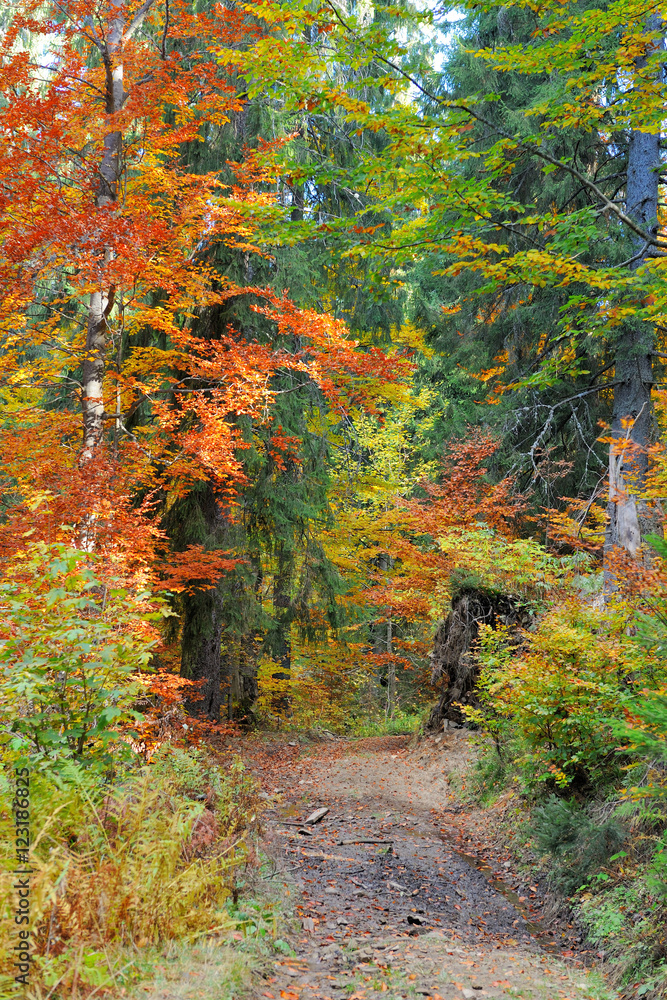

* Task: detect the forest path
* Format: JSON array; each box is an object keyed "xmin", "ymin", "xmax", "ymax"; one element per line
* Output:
[{"xmin": 248, "ymin": 732, "xmax": 614, "ymax": 1000}]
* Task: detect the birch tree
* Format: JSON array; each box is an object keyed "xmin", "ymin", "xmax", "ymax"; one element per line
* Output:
[{"xmin": 81, "ymin": 0, "xmax": 155, "ymax": 462}]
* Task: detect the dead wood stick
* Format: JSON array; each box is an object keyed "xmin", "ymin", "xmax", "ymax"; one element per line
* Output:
[
  {"xmin": 337, "ymin": 839, "xmax": 394, "ymax": 845},
  {"xmin": 273, "ymin": 807, "xmax": 330, "ymax": 827}
]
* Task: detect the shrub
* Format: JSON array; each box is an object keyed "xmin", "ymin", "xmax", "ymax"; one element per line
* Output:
[
  {"xmin": 531, "ymin": 795, "xmax": 626, "ymax": 894},
  {"xmin": 617, "ymin": 693, "xmax": 667, "ymax": 802},
  {"xmin": 475, "ymin": 598, "xmax": 662, "ymax": 791},
  {"xmin": 0, "ymin": 542, "xmax": 166, "ymax": 766}
]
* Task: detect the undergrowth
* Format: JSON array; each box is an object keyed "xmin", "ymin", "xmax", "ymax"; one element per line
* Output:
[
  {"xmin": 343, "ymin": 709, "xmax": 423, "ymax": 738},
  {"xmin": 462, "ymin": 581, "xmax": 667, "ymax": 999},
  {"xmin": 0, "ymin": 745, "xmax": 279, "ymax": 999},
  {"xmin": 255, "ymin": 707, "xmax": 423, "ymax": 739}
]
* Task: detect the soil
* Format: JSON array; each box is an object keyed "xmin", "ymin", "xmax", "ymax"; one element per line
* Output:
[{"xmin": 245, "ymin": 732, "xmax": 615, "ymax": 1000}]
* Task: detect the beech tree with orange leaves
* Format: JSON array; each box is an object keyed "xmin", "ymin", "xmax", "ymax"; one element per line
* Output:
[
  {"xmin": 0, "ymin": 0, "xmax": 266, "ymax": 546},
  {"xmin": 0, "ymin": 0, "xmax": 409, "ymax": 723}
]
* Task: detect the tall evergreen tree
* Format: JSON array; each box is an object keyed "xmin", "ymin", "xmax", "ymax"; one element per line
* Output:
[
  {"xmin": 162, "ymin": 3, "xmax": 417, "ymax": 719},
  {"xmin": 236, "ymin": 0, "xmax": 667, "ymax": 567}
]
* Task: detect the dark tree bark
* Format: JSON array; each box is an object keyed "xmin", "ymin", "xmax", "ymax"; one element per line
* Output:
[
  {"xmin": 270, "ymin": 542, "xmax": 293, "ymax": 714},
  {"xmin": 181, "ymin": 586, "xmax": 224, "ymax": 720},
  {"xmin": 605, "ymin": 19, "xmax": 664, "ymax": 571},
  {"xmin": 223, "ymin": 632, "xmax": 260, "ymax": 721},
  {"xmin": 427, "ymin": 589, "xmax": 530, "ymax": 731},
  {"xmin": 372, "ymin": 552, "xmax": 395, "ymax": 717},
  {"xmin": 169, "ymin": 483, "xmax": 227, "ymax": 721}
]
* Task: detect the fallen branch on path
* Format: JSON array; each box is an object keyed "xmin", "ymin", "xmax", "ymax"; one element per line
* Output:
[
  {"xmin": 271, "ymin": 807, "xmax": 330, "ymax": 828},
  {"xmin": 337, "ymin": 839, "xmax": 394, "ymax": 845},
  {"xmin": 261, "ymin": 865, "xmax": 303, "ymax": 879},
  {"xmin": 301, "ymin": 849, "xmax": 368, "ymax": 863},
  {"xmin": 304, "ymin": 807, "xmax": 330, "ymax": 825}
]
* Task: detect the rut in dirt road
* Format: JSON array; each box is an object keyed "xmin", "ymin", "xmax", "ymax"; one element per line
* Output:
[
  {"xmin": 253, "ymin": 734, "xmax": 613, "ymax": 1000},
  {"xmin": 267, "ymin": 795, "xmax": 541, "ymax": 945}
]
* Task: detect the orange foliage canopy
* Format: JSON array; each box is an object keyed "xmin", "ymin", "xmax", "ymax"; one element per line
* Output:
[
  {"xmin": 362, "ymin": 431, "xmax": 528, "ymax": 618},
  {"xmin": 0, "ymin": 0, "xmax": 406, "ymax": 593}
]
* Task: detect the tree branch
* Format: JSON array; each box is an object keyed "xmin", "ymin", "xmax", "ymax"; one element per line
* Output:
[
  {"xmin": 322, "ymin": 0, "xmax": 667, "ymax": 251},
  {"xmin": 123, "ymin": 0, "xmax": 156, "ymax": 42},
  {"xmin": 161, "ymin": 0, "xmax": 170, "ymax": 59}
]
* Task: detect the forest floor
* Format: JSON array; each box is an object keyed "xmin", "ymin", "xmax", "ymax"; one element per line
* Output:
[{"xmin": 237, "ymin": 731, "xmax": 616, "ymax": 1000}]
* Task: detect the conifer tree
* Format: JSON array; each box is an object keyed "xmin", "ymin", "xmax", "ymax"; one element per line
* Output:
[{"xmin": 234, "ymin": 0, "xmax": 667, "ymax": 568}]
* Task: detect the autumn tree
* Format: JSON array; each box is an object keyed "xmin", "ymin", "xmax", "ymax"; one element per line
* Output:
[
  {"xmin": 0, "ymin": 0, "xmax": 407, "ymax": 720},
  {"xmin": 466, "ymin": 0, "xmax": 666, "ymax": 566},
  {"xmin": 0, "ymin": 0, "xmax": 267, "ymax": 552},
  {"xmin": 405, "ymin": 3, "xmax": 614, "ymax": 506},
  {"xmin": 159, "ymin": 5, "xmax": 437, "ymax": 719}
]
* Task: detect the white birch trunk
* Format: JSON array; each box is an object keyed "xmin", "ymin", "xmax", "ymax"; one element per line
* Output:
[
  {"xmin": 81, "ymin": 1, "xmax": 156, "ymax": 460},
  {"xmin": 81, "ymin": 9, "xmax": 124, "ymax": 462}
]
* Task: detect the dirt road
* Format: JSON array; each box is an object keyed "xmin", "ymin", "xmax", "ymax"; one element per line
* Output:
[{"xmin": 254, "ymin": 733, "xmax": 614, "ymax": 1000}]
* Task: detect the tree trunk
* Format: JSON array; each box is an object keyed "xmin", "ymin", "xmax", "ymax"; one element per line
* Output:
[
  {"xmin": 171, "ymin": 483, "xmax": 228, "ymax": 721},
  {"xmin": 80, "ymin": 1, "xmax": 156, "ymax": 461},
  {"xmin": 427, "ymin": 589, "xmax": 530, "ymax": 731},
  {"xmin": 604, "ymin": 19, "xmax": 663, "ymax": 572},
  {"xmin": 225, "ymin": 635, "xmax": 260, "ymax": 721},
  {"xmin": 385, "ymin": 616, "xmax": 395, "ymax": 720},
  {"xmin": 81, "ymin": 10, "xmax": 125, "ymax": 462},
  {"xmin": 271, "ymin": 543, "xmax": 293, "ymax": 714},
  {"xmin": 290, "ymin": 184, "xmax": 304, "ymax": 222},
  {"xmin": 182, "ymin": 585, "xmax": 223, "ymax": 720},
  {"xmin": 228, "ymin": 643, "xmax": 242, "ymax": 720},
  {"xmin": 373, "ymin": 551, "xmax": 395, "ymax": 713},
  {"xmin": 240, "ymin": 637, "xmax": 259, "ymax": 710}
]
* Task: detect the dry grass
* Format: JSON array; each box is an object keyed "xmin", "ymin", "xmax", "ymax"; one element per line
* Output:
[
  {"xmin": 0, "ymin": 747, "xmax": 263, "ymax": 998},
  {"xmin": 125, "ymin": 939, "xmax": 257, "ymax": 1000}
]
